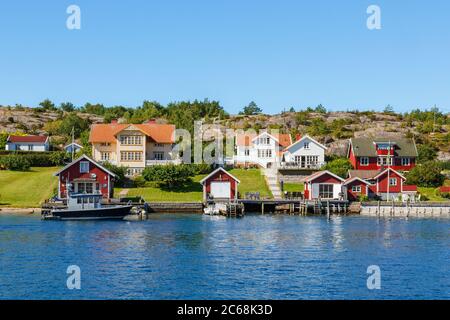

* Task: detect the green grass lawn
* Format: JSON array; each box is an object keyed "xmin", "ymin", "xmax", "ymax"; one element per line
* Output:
[
  {"xmin": 116, "ymin": 168, "xmax": 272, "ymax": 202},
  {"xmin": 418, "ymin": 187, "xmax": 448, "ymax": 202},
  {"xmin": 282, "ymin": 183, "xmax": 304, "ymax": 193},
  {"xmin": 0, "ymin": 167, "xmax": 59, "ymax": 208},
  {"xmin": 229, "ymin": 168, "xmax": 272, "ymax": 199}
]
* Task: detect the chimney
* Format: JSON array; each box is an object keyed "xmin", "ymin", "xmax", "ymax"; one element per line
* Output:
[
  {"xmin": 146, "ymin": 119, "xmax": 156, "ymax": 124},
  {"xmin": 296, "ymin": 134, "xmax": 302, "ymax": 141},
  {"xmin": 111, "ymin": 119, "xmax": 118, "ymax": 124}
]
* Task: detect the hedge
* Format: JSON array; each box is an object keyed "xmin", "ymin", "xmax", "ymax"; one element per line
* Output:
[{"xmin": 0, "ymin": 151, "xmax": 69, "ymax": 167}]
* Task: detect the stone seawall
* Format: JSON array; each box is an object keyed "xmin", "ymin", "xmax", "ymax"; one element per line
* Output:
[{"xmin": 360, "ymin": 202, "xmax": 450, "ymax": 218}]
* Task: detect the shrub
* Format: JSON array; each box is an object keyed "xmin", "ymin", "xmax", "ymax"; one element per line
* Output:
[
  {"xmin": 191, "ymin": 163, "xmax": 213, "ymax": 175},
  {"xmin": 132, "ymin": 175, "xmax": 147, "ymax": 188},
  {"xmin": 0, "ymin": 155, "xmax": 31, "ymax": 171},
  {"xmin": 102, "ymin": 162, "xmax": 127, "ymax": 186},
  {"xmin": 142, "ymin": 164, "xmax": 196, "ymax": 187},
  {"xmin": 49, "ymin": 151, "xmax": 69, "ymax": 166},
  {"xmin": 321, "ymin": 158, "xmax": 353, "ymax": 178},
  {"xmin": 406, "ymin": 161, "xmax": 445, "ymax": 187}
]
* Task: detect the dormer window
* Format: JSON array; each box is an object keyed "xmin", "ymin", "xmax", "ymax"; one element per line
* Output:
[{"xmin": 360, "ymin": 157, "xmax": 369, "ymax": 166}]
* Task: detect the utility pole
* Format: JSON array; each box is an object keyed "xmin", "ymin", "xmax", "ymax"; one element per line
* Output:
[{"xmin": 387, "ymin": 140, "xmax": 391, "ymax": 201}]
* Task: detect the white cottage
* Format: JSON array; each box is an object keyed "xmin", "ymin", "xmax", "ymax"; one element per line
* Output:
[
  {"xmin": 234, "ymin": 131, "xmax": 292, "ymax": 168},
  {"xmin": 5, "ymin": 135, "xmax": 49, "ymax": 152},
  {"xmin": 281, "ymin": 135, "xmax": 327, "ymax": 169}
]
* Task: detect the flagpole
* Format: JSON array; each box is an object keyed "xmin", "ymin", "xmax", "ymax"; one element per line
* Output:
[
  {"xmin": 71, "ymin": 126, "xmax": 75, "ymax": 162},
  {"xmin": 387, "ymin": 140, "xmax": 391, "ymax": 201}
]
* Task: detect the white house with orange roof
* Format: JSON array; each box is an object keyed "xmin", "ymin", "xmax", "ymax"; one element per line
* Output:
[
  {"xmin": 233, "ymin": 131, "xmax": 292, "ymax": 168},
  {"xmin": 89, "ymin": 119, "xmax": 180, "ymax": 176}
]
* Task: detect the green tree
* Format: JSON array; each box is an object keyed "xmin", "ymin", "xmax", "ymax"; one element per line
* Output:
[
  {"xmin": 240, "ymin": 101, "xmax": 262, "ymax": 115},
  {"xmin": 315, "ymin": 104, "xmax": 327, "ymax": 113},
  {"xmin": 59, "ymin": 102, "xmax": 76, "ymax": 112},
  {"xmin": 406, "ymin": 161, "xmax": 445, "ymax": 187},
  {"xmin": 417, "ymin": 143, "xmax": 438, "ymax": 163},
  {"xmin": 39, "ymin": 99, "xmax": 57, "ymax": 111},
  {"xmin": 58, "ymin": 113, "xmax": 90, "ymax": 138},
  {"xmin": 321, "ymin": 158, "xmax": 353, "ymax": 178}
]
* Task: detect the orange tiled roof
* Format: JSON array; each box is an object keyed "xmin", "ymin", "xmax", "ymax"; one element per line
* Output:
[
  {"xmin": 89, "ymin": 123, "xmax": 175, "ymax": 143},
  {"xmin": 236, "ymin": 132, "xmax": 292, "ymax": 148}
]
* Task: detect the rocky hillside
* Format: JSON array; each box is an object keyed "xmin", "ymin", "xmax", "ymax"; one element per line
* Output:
[{"xmin": 1, "ymin": 106, "xmax": 449, "ymax": 160}]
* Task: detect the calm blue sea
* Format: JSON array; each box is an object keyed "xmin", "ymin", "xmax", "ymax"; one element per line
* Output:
[{"xmin": 0, "ymin": 214, "xmax": 448, "ymax": 300}]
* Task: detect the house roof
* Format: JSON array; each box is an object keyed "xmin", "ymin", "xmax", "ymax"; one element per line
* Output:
[
  {"xmin": 7, "ymin": 135, "xmax": 48, "ymax": 143},
  {"xmin": 348, "ymin": 170, "xmax": 380, "ymax": 180},
  {"xmin": 343, "ymin": 176, "xmax": 372, "ymax": 186},
  {"xmin": 283, "ymin": 134, "xmax": 327, "ymax": 152},
  {"xmin": 235, "ymin": 131, "xmax": 292, "ymax": 148},
  {"xmin": 89, "ymin": 123, "xmax": 176, "ymax": 144},
  {"xmin": 199, "ymin": 167, "xmax": 241, "ymax": 184},
  {"xmin": 53, "ymin": 154, "xmax": 116, "ymax": 177},
  {"xmin": 64, "ymin": 142, "xmax": 83, "ymax": 150},
  {"xmin": 373, "ymin": 167, "xmax": 406, "ymax": 180},
  {"xmin": 349, "ymin": 137, "xmax": 418, "ymax": 157},
  {"xmin": 304, "ymin": 170, "xmax": 345, "ymax": 183}
]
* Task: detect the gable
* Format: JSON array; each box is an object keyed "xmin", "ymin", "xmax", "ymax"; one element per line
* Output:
[{"xmin": 285, "ymin": 136, "xmax": 326, "ymax": 154}]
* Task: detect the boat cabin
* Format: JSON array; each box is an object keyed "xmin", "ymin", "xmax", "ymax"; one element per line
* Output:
[{"xmin": 67, "ymin": 193, "xmax": 103, "ymax": 210}]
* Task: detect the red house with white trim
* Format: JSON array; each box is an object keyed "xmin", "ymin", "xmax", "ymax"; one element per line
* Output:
[
  {"xmin": 54, "ymin": 155, "xmax": 116, "ymax": 200},
  {"xmin": 303, "ymin": 170, "xmax": 345, "ymax": 200},
  {"xmin": 348, "ymin": 137, "xmax": 417, "ymax": 171},
  {"xmin": 200, "ymin": 167, "xmax": 240, "ymax": 202}
]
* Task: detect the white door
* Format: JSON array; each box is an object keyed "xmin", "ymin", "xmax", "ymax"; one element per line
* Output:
[{"xmin": 210, "ymin": 182, "xmax": 231, "ymax": 199}]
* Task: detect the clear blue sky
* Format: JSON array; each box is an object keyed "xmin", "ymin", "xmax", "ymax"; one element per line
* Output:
[{"xmin": 0, "ymin": 0, "xmax": 449, "ymax": 114}]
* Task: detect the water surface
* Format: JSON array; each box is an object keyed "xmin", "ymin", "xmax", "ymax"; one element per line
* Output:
[{"xmin": 0, "ymin": 213, "xmax": 448, "ymax": 299}]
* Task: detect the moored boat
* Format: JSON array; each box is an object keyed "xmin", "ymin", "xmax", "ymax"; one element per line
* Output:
[{"xmin": 42, "ymin": 193, "xmax": 133, "ymax": 221}]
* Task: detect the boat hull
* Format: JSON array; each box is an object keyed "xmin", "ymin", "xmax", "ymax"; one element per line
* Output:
[{"xmin": 44, "ymin": 205, "xmax": 133, "ymax": 221}]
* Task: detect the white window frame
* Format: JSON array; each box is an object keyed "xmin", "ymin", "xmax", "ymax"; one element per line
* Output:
[
  {"xmin": 389, "ymin": 178, "xmax": 397, "ymax": 186},
  {"xmin": 101, "ymin": 152, "xmax": 110, "ymax": 161},
  {"xmin": 80, "ymin": 161, "xmax": 89, "ymax": 173},
  {"xmin": 401, "ymin": 157, "xmax": 410, "ymax": 166},
  {"xmin": 319, "ymin": 184, "xmax": 334, "ymax": 199},
  {"xmin": 360, "ymin": 157, "xmax": 369, "ymax": 166},
  {"xmin": 352, "ymin": 185, "xmax": 362, "ymax": 193},
  {"xmin": 304, "ymin": 142, "xmax": 310, "ymax": 149},
  {"xmin": 153, "ymin": 152, "xmax": 164, "ymax": 160}
]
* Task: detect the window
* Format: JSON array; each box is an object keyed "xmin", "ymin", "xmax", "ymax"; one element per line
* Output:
[
  {"xmin": 377, "ymin": 157, "xmax": 392, "ymax": 166},
  {"xmin": 154, "ymin": 143, "xmax": 164, "ymax": 147},
  {"xmin": 77, "ymin": 183, "xmax": 85, "ymax": 193},
  {"xmin": 120, "ymin": 151, "xmax": 143, "ymax": 162},
  {"xmin": 119, "ymin": 135, "xmax": 143, "ymax": 145},
  {"xmin": 360, "ymin": 157, "xmax": 369, "ymax": 166},
  {"xmin": 257, "ymin": 149, "xmax": 272, "ymax": 158},
  {"xmin": 153, "ymin": 152, "xmax": 164, "ymax": 160},
  {"xmin": 401, "ymin": 158, "xmax": 410, "ymax": 166},
  {"xmin": 306, "ymin": 155, "xmax": 319, "ymax": 166},
  {"xmin": 352, "ymin": 185, "xmax": 362, "ymax": 193},
  {"xmin": 101, "ymin": 152, "xmax": 110, "ymax": 161},
  {"xmin": 126, "ymin": 168, "xmax": 144, "ymax": 176},
  {"xmin": 319, "ymin": 184, "xmax": 334, "ymax": 199},
  {"xmin": 244, "ymin": 149, "xmax": 250, "ymax": 156},
  {"xmin": 28, "ymin": 145, "xmax": 33, "ymax": 151},
  {"xmin": 304, "ymin": 142, "xmax": 310, "ymax": 149},
  {"xmin": 86, "ymin": 183, "xmax": 93, "ymax": 194},
  {"xmin": 80, "ymin": 161, "xmax": 89, "ymax": 173},
  {"xmin": 389, "ymin": 178, "xmax": 397, "ymax": 186},
  {"xmin": 100, "ymin": 142, "xmax": 111, "ymax": 147},
  {"xmin": 258, "ymin": 137, "xmax": 270, "ymax": 145}
]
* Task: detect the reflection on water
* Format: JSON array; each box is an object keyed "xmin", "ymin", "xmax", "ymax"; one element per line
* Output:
[{"xmin": 0, "ymin": 213, "xmax": 449, "ymax": 299}]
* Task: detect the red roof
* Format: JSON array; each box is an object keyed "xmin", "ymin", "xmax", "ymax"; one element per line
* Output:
[
  {"xmin": 439, "ymin": 186, "xmax": 450, "ymax": 193},
  {"xmin": 89, "ymin": 123, "xmax": 175, "ymax": 144},
  {"xmin": 7, "ymin": 135, "xmax": 48, "ymax": 143}
]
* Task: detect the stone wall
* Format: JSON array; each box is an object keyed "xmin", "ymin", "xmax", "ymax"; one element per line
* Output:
[{"xmin": 360, "ymin": 202, "xmax": 450, "ymax": 218}]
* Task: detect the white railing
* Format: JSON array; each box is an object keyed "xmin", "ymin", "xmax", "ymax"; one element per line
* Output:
[
  {"xmin": 145, "ymin": 159, "xmax": 181, "ymax": 166},
  {"xmin": 279, "ymin": 162, "xmax": 325, "ymax": 170}
]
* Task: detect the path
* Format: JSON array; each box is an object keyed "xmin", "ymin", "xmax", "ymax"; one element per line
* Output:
[{"xmin": 263, "ymin": 167, "xmax": 282, "ymax": 200}]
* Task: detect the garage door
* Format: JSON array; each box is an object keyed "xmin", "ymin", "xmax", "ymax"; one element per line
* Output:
[{"xmin": 210, "ymin": 181, "xmax": 231, "ymax": 199}]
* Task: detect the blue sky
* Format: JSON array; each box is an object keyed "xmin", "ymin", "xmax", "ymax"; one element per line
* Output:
[{"xmin": 0, "ymin": 0, "xmax": 449, "ymax": 114}]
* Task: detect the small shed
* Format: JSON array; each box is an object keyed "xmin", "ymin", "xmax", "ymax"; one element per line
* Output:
[
  {"xmin": 200, "ymin": 167, "xmax": 240, "ymax": 202},
  {"xmin": 304, "ymin": 170, "xmax": 344, "ymax": 200},
  {"xmin": 53, "ymin": 154, "xmax": 116, "ymax": 200}
]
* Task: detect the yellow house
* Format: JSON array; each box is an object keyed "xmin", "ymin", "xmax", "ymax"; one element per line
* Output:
[{"xmin": 89, "ymin": 120, "xmax": 180, "ymax": 176}]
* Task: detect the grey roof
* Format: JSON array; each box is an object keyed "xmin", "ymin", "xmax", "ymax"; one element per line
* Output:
[
  {"xmin": 348, "ymin": 170, "xmax": 380, "ymax": 180},
  {"xmin": 349, "ymin": 137, "xmax": 418, "ymax": 157}
]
